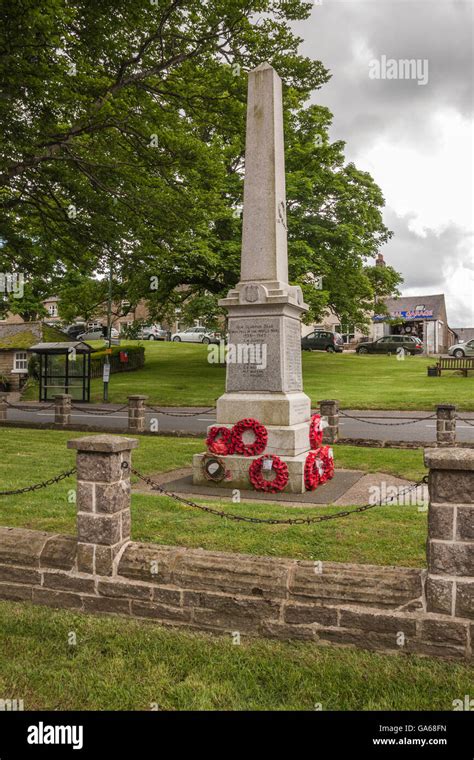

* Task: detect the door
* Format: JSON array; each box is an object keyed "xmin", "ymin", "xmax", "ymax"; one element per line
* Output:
[
  {"xmin": 464, "ymin": 340, "xmax": 474, "ymax": 356},
  {"xmin": 194, "ymin": 327, "xmax": 207, "ymax": 342},
  {"xmin": 313, "ymin": 331, "xmax": 325, "ymax": 350},
  {"xmin": 303, "ymin": 331, "xmax": 317, "ymax": 349},
  {"xmin": 374, "ymin": 337, "xmax": 391, "ymax": 353},
  {"xmin": 184, "ymin": 328, "xmax": 199, "ymax": 342}
]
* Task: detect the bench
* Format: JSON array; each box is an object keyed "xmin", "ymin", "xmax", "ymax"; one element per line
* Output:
[{"xmin": 435, "ymin": 356, "xmax": 474, "ymax": 377}]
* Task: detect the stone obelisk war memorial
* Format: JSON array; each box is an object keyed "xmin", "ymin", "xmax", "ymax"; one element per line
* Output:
[{"xmin": 193, "ymin": 63, "xmax": 332, "ymax": 495}]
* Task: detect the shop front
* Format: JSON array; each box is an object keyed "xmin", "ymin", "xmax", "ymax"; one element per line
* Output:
[{"xmin": 372, "ymin": 296, "xmax": 455, "ymax": 354}]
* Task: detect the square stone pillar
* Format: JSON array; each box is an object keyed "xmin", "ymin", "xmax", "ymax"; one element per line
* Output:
[
  {"xmin": 128, "ymin": 395, "xmax": 148, "ymax": 433},
  {"xmin": 424, "ymin": 448, "xmax": 474, "ymax": 619},
  {"xmin": 319, "ymin": 400, "xmax": 339, "ymax": 444},
  {"xmin": 67, "ymin": 435, "xmax": 138, "ymax": 576},
  {"xmin": 54, "ymin": 394, "xmax": 72, "ymax": 427},
  {"xmin": 436, "ymin": 404, "xmax": 456, "ymax": 447}
]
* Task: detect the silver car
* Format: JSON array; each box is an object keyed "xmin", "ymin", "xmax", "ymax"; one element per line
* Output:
[
  {"xmin": 138, "ymin": 325, "xmax": 168, "ymax": 341},
  {"xmin": 171, "ymin": 326, "xmax": 220, "ymax": 344},
  {"xmin": 448, "ymin": 339, "xmax": 474, "ymax": 358}
]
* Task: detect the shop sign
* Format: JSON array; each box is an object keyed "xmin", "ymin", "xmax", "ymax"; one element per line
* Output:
[{"xmin": 373, "ymin": 309, "xmax": 434, "ymax": 321}]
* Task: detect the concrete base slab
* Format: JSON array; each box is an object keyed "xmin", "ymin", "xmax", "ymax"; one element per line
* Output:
[
  {"xmin": 164, "ymin": 469, "xmax": 364, "ymax": 505},
  {"xmin": 193, "ymin": 450, "xmax": 315, "ymax": 493}
]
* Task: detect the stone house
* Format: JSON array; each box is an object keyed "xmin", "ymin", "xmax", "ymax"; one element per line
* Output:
[{"xmin": 0, "ymin": 322, "xmax": 69, "ymax": 390}]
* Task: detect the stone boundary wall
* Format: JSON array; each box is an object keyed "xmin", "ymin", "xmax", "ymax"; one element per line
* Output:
[
  {"xmin": 0, "ymin": 526, "xmax": 471, "ymax": 660},
  {"xmin": 0, "ymin": 435, "xmax": 472, "ymax": 661}
]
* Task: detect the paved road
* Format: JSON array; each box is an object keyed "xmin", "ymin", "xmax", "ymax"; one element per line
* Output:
[{"xmin": 4, "ymin": 403, "xmax": 474, "ymax": 443}]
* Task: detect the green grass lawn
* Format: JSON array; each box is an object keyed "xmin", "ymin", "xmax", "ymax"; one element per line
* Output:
[
  {"xmin": 22, "ymin": 340, "xmax": 474, "ymax": 409},
  {"xmin": 0, "ymin": 601, "xmax": 472, "ymax": 711},
  {"xmin": 0, "ymin": 428, "xmax": 427, "ymax": 567},
  {"xmin": 1, "ymin": 428, "xmax": 469, "ymax": 712}
]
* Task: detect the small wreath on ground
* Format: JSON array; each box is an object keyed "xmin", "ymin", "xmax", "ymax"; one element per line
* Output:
[
  {"xmin": 206, "ymin": 426, "xmax": 233, "ymax": 455},
  {"xmin": 249, "ymin": 455, "xmax": 288, "ymax": 493},
  {"xmin": 309, "ymin": 413, "xmax": 324, "ymax": 449},
  {"xmin": 231, "ymin": 417, "xmax": 268, "ymax": 457},
  {"xmin": 201, "ymin": 454, "xmax": 227, "ymax": 482}
]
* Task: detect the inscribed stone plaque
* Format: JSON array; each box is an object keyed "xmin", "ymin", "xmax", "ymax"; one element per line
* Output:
[
  {"xmin": 226, "ymin": 317, "xmax": 283, "ymax": 392},
  {"xmin": 283, "ymin": 318, "xmax": 303, "ymax": 392}
]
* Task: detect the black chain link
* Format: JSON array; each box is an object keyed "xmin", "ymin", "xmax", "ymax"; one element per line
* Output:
[
  {"xmin": 4, "ymin": 400, "xmax": 55, "ymax": 412},
  {"xmin": 130, "ymin": 466, "xmax": 427, "ymax": 525},
  {"xmin": 145, "ymin": 405, "xmax": 216, "ymax": 417},
  {"xmin": 457, "ymin": 416, "xmax": 474, "ymax": 428},
  {"xmin": 70, "ymin": 404, "xmax": 129, "ymax": 416},
  {"xmin": 0, "ymin": 467, "xmax": 77, "ymax": 496},
  {"xmin": 339, "ymin": 410, "xmax": 437, "ymax": 426}
]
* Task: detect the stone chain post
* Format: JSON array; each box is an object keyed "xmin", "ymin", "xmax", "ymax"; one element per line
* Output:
[
  {"xmin": 436, "ymin": 404, "xmax": 456, "ymax": 447},
  {"xmin": 128, "ymin": 395, "xmax": 148, "ymax": 433},
  {"xmin": 54, "ymin": 394, "xmax": 72, "ymax": 427},
  {"xmin": 0, "ymin": 392, "xmax": 7, "ymax": 422},
  {"xmin": 319, "ymin": 400, "xmax": 339, "ymax": 444},
  {"xmin": 424, "ymin": 448, "xmax": 474, "ymax": 619},
  {"xmin": 68, "ymin": 435, "xmax": 138, "ymax": 576}
]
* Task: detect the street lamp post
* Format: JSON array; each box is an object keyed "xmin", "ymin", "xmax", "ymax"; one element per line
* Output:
[{"xmin": 103, "ymin": 254, "xmax": 113, "ymax": 402}]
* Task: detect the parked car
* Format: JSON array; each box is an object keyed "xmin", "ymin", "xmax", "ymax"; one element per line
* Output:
[
  {"xmin": 137, "ymin": 324, "xmax": 169, "ymax": 341},
  {"xmin": 356, "ymin": 335, "xmax": 424, "ymax": 355},
  {"xmin": 171, "ymin": 326, "xmax": 221, "ymax": 344},
  {"xmin": 448, "ymin": 339, "xmax": 474, "ymax": 358},
  {"xmin": 64, "ymin": 323, "xmax": 86, "ymax": 339},
  {"xmin": 77, "ymin": 327, "xmax": 119, "ymax": 341},
  {"xmin": 301, "ymin": 330, "xmax": 344, "ymax": 353}
]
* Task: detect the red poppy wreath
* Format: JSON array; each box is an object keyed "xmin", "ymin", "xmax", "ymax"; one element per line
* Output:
[
  {"xmin": 309, "ymin": 413, "xmax": 324, "ymax": 449},
  {"xmin": 249, "ymin": 455, "xmax": 289, "ymax": 493},
  {"xmin": 206, "ymin": 426, "xmax": 233, "ymax": 456},
  {"xmin": 231, "ymin": 418, "xmax": 268, "ymax": 457}
]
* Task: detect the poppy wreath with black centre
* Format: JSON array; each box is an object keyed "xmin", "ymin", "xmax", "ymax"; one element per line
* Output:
[
  {"xmin": 231, "ymin": 418, "xmax": 268, "ymax": 457},
  {"xmin": 206, "ymin": 426, "xmax": 233, "ymax": 455},
  {"xmin": 309, "ymin": 413, "xmax": 324, "ymax": 449},
  {"xmin": 249, "ymin": 455, "xmax": 289, "ymax": 493}
]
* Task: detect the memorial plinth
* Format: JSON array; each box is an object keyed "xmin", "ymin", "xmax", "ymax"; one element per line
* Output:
[{"xmin": 192, "ymin": 63, "xmax": 313, "ymax": 494}]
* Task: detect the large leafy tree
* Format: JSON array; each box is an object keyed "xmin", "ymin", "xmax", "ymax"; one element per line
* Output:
[{"xmin": 0, "ymin": 0, "xmax": 394, "ymax": 328}]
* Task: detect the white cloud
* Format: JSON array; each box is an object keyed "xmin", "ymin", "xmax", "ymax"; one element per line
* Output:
[{"xmin": 294, "ymin": 0, "xmax": 474, "ymax": 324}]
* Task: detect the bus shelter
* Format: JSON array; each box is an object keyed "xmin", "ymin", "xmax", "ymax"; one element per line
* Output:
[{"xmin": 30, "ymin": 341, "xmax": 93, "ymax": 402}]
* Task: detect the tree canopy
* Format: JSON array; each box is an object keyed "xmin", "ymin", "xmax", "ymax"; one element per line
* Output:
[{"xmin": 0, "ymin": 0, "xmax": 396, "ymax": 329}]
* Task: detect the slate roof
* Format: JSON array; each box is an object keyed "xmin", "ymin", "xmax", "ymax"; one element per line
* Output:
[
  {"xmin": 0, "ymin": 322, "xmax": 70, "ymax": 350},
  {"xmin": 452, "ymin": 327, "xmax": 474, "ymax": 343},
  {"xmin": 377, "ymin": 294, "xmax": 447, "ymax": 320}
]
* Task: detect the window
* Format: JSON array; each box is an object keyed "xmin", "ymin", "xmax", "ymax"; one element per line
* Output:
[
  {"xmin": 47, "ymin": 303, "xmax": 58, "ymax": 317},
  {"xmin": 14, "ymin": 351, "xmax": 28, "ymax": 372}
]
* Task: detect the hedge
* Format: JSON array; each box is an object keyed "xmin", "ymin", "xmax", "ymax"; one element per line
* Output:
[{"xmin": 90, "ymin": 346, "xmax": 145, "ymax": 379}]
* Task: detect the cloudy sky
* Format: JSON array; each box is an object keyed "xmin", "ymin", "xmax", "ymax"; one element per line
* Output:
[{"xmin": 294, "ymin": 0, "xmax": 473, "ymax": 327}]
